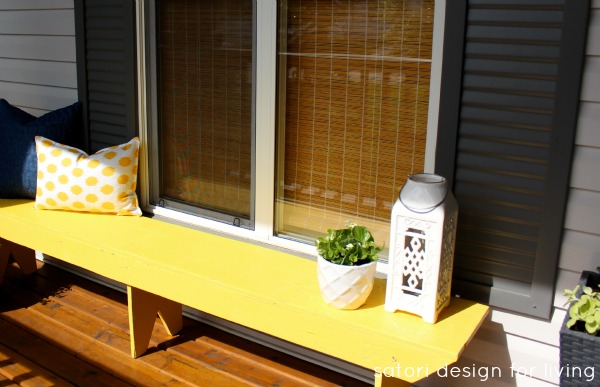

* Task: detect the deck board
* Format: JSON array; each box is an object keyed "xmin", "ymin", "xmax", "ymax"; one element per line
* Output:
[{"xmin": 0, "ymin": 261, "xmax": 369, "ymax": 387}]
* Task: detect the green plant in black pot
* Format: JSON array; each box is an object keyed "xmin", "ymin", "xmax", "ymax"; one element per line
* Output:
[
  {"xmin": 560, "ymin": 268, "xmax": 600, "ymax": 386},
  {"xmin": 564, "ymin": 267, "xmax": 600, "ymax": 336}
]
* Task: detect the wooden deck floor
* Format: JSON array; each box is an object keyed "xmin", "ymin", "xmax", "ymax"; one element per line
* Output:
[{"xmin": 0, "ymin": 261, "xmax": 370, "ymax": 387}]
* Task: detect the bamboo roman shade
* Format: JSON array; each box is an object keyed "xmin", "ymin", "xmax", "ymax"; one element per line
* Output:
[
  {"xmin": 156, "ymin": 0, "xmax": 253, "ymax": 219},
  {"xmin": 276, "ymin": 0, "xmax": 435, "ymax": 243}
]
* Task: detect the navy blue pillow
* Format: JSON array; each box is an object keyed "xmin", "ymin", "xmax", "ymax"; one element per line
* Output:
[{"xmin": 0, "ymin": 99, "xmax": 82, "ymax": 198}]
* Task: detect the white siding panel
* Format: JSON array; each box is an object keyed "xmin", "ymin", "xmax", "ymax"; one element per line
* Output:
[
  {"xmin": 556, "ymin": 54, "xmax": 600, "ymax": 336},
  {"xmin": 0, "ymin": 1, "xmax": 76, "ymax": 114},
  {"xmin": 580, "ymin": 57, "xmax": 600, "ymax": 102},
  {"xmin": 416, "ymin": 323, "xmax": 519, "ymax": 386},
  {"xmin": 0, "ymin": 81, "xmax": 77, "ymax": 113},
  {"xmin": 556, "ymin": 2, "xmax": 600, "ymax": 383},
  {"xmin": 0, "ymin": 0, "xmax": 73, "ymax": 10},
  {"xmin": 555, "ymin": 269, "xmax": 582, "ymax": 308},
  {"xmin": 587, "ymin": 10, "xmax": 600, "ymax": 56},
  {"xmin": 490, "ymin": 308, "xmax": 564, "ymax": 347},
  {"xmin": 502, "ymin": 334, "xmax": 559, "ymax": 385},
  {"xmin": 0, "ymin": 35, "xmax": 76, "ymax": 62},
  {"xmin": 0, "ymin": 59, "xmax": 76, "ymax": 89},
  {"xmin": 0, "ymin": 9, "xmax": 74, "ymax": 36},
  {"xmin": 575, "ymin": 102, "xmax": 600, "ymax": 147},
  {"xmin": 558, "ymin": 230, "xmax": 600, "ymax": 272},
  {"xmin": 569, "ymin": 146, "xmax": 600, "ymax": 190},
  {"xmin": 416, "ymin": 313, "xmax": 562, "ymax": 386},
  {"xmin": 563, "ymin": 188, "xmax": 600, "ymax": 233}
]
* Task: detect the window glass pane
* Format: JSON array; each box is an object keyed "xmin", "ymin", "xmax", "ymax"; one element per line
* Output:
[
  {"xmin": 275, "ymin": 0, "xmax": 435, "ymax": 251},
  {"xmin": 156, "ymin": 0, "xmax": 254, "ymax": 220}
]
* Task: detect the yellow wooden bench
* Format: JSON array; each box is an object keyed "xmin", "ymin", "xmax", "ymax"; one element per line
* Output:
[{"xmin": 0, "ymin": 199, "xmax": 488, "ymax": 386}]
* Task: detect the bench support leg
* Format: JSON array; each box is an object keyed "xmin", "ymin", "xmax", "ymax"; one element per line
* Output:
[
  {"xmin": 0, "ymin": 238, "xmax": 37, "ymax": 284},
  {"xmin": 374, "ymin": 373, "xmax": 412, "ymax": 387},
  {"xmin": 127, "ymin": 286, "xmax": 183, "ymax": 358}
]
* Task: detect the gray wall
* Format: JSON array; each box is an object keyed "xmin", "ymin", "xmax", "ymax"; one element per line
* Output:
[
  {"xmin": 0, "ymin": 0, "xmax": 77, "ymax": 116},
  {"xmin": 558, "ymin": 1, "xmax": 600, "ymax": 284}
]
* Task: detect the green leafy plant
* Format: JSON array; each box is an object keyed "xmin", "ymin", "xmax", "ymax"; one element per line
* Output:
[
  {"xmin": 564, "ymin": 267, "xmax": 600, "ymax": 336},
  {"xmin": 315, "ymin": 223, "xmax": 383, "ymax": 266}
]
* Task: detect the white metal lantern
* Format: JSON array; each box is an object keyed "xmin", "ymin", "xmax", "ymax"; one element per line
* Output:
[{"xmin": 384, "ymin": 173, "xmax": 458, "ymax": 323}]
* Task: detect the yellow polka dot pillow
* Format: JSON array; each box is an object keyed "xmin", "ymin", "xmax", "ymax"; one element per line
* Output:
[{"xmin": 34, "ymin": 136, "xmax": 142, "ymax": 216}]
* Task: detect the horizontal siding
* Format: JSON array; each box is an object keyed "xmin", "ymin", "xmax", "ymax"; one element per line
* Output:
[
  {"xmin": 417, "ymin": 309, "xmax": 565, "ymax": 386},
  {"xmin": 0, "ymin": 81, "xmax": 77, "ymax": 114},
  {"xmin": 0, "ymin": 9, "xmax": 74, "ymax": 35},
  {"xmin": 575, "ymin": 101, "xmax": 600, "ymax": 146},
  {"xmin": 559, "ymin": 231, "xmax": 600, "ymax": 273},
  {"xmin": 587, "ymin": 8, "xmax": 600, "ymax": 55},
  {"xmin": 0, "ymin": 58, "xmax": 77, "ymax": 88},
  {"xmin": 560, "ymin": 0, "xmax": 600, "ymax": 321},
  {"xmin": 0, "ymin": 3, "xmax": 77, "ymax": 114},
  {"xmin": 555, "ymin": 269, "xmax": 579, "ymax": 307},
  {"xmin": 554, "ymin": 0, "xmax": 600, "ymax": 383},
  {"xmin": 0, "ymin": 0, "xmax": 73, "ymax": 10},
  {"xmin": 569, "ymin": 145, "xmax": 600, "ymax": 190},
  {"xmin": 0, "ymin": 35, "xmax": 76, "ymax": 61},
  {"xmin": 564, "ymin": 189, "xmax": 600, "ymax": 233},
  {"xmin": 563, "ymin": 62, "xmax": 600, "ymax": 298},
  {"xmin": 580, "ymin": 56, "xmax": 600, "ymax": 101},
  {"xmin": 561, "ymin": 0, "xmax": 600, "ymax": 283}
]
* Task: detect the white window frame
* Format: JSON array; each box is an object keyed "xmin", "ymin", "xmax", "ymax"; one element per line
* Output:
[{"xmin": 134, "ymin": 0, "xmax": 447, "ymax": 267}]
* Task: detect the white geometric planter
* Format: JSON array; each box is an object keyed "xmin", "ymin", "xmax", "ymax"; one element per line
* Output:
[
  {"xmin": 317, "ymin": 255, "xmax": 377, "ymax": 310},
  {"xmin": 384, "ymin": 174, "xmax": 458, "ymax": 323}
]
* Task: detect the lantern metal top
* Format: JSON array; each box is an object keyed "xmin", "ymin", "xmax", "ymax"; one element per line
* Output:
[{"xmin": 399, "ymin": 173, "xmax": 448, "ymax": 213}]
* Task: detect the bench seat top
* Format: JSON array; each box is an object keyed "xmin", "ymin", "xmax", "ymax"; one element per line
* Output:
[{"xmin": 0, "ymin": 199, "xmax": 489, "ymax": 383}]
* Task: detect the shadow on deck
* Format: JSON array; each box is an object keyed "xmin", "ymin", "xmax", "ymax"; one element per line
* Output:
[{"xmin": 0, "ymin": 260, "xmax": 370, "ymax": 386}]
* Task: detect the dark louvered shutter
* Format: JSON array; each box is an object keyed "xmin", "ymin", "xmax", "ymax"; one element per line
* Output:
[
  {"xmin": 436, "ymin": 0, "xmax": 589, "ymax": 318},
  {"xmin": 75, "ymin": 0, "xmax": 137, "ymax": 152}
]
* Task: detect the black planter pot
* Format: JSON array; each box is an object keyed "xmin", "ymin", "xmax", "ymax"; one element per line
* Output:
[{"xmin": 559, "ymin": 270, "xmax": 600, "ymax": 387}]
